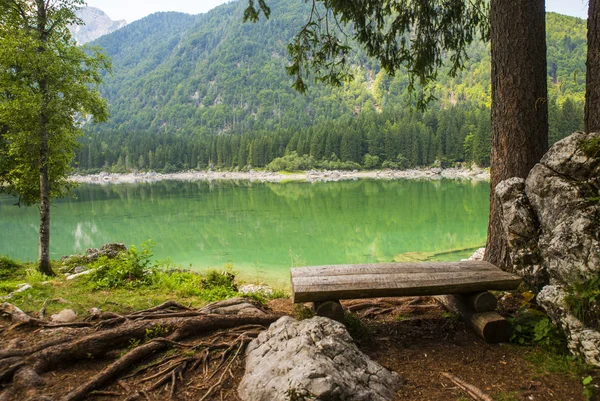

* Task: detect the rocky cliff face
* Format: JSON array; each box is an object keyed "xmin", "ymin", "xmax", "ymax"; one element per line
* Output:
[
  {"xmin": 70, "ymin": 7, "xmax": 126, "ymax": 44},
  {"xmin": 496, "ymin": 131, "xmax": 600, "ymax": 366}
]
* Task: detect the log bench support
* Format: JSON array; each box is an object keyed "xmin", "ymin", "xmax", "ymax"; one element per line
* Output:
[
  {"xmin": 312, "ymin": 300, "xmax": 344, "ymax": 322},
  {"xmin": 291, "ymin": 261, "xmax": 522, "ymax": 343},
  {"xmin": 435, "ymin": 292, "xmax": 511, "ymax": 343}
]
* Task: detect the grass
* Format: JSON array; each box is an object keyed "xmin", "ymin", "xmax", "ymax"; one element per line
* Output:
[
  {"xmin": 524, "ymin": 348, "xmax": 598, "ymax": 401},
  {"xmin": 491, "ymin": 392, "xmax": 519, "ymax": 401},
  {"xmin": 0, "ymin": 251, "xmax": 287, "ymax": 318},
  {"xmin": 525, "ymin": 348, "xmax": 590, "ymax": 378}
]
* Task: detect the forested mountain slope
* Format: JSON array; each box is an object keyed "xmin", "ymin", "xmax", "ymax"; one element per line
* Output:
[{"xmin": 77, "ymin": 1, "xmax": 587, "ymax": 172}]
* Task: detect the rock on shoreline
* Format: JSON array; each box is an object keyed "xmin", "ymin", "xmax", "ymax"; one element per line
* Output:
[{"xmin": 69, "ymin": 167, "xmax": 489, "ymax": 185}]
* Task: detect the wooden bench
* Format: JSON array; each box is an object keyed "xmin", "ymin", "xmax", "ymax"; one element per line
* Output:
[{"xmin": 290, "ymin": 261, "xmax": 522, "ymax": 343}]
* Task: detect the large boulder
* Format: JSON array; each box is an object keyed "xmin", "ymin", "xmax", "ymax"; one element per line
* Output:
[
  {"xmin": 495, "ymin": 132, "xmax": 600, "ymax": 365},
  {"xmin": 537, "ymin": 286, "xmax": 600, "ymax": 366},
  {"xmin": 238, "ymin": 316, "xmax": 402, "ymax": 401}
]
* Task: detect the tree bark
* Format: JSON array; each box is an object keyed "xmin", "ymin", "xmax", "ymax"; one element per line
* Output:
[
  {"xmin": 586, "ymin": 0, "xmax": 600, "ymax": 133},
  {"xmin": 486, "ymin": 0, "xmax": 548, "ymax": 269},
  {"xmin": 36, "ymin": 0, "xmax": 54, "ymax": 276},
  {"xmin": 38, "ymin": 112, "xmax": 53, "ymax": 276}
]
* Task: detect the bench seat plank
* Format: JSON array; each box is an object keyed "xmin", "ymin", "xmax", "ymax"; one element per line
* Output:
[
  {"xmin": 291, "ymin": 261, "xmax": 500, "ymax": 278},
  {"xmin": 291, "ymin": 261, "xmax": 521, "ymax": 303}
]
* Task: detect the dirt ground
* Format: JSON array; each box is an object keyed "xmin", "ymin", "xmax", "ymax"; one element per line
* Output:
[{"xmin": 0, "ymin": 296, "xmax": 597, "ymax": 401}]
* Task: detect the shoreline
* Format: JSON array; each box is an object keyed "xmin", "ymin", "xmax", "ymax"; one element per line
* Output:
[{"xmin": 69, "ymin": 167, "xmax": 490, "ymax": 185}]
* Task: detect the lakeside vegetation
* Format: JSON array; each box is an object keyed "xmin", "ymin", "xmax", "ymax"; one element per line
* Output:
[{"xmin": 0, "ymin": 245, "xmax": 285, "ymax": 317}]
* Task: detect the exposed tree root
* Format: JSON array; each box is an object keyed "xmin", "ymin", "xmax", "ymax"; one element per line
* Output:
[
  {"xmin": 343, "ymin": 297, "xmax": 439, "ymax": 318},
  {"xmin": 0, "ymin": 298, "xmax": 279, "ymax": 401}
]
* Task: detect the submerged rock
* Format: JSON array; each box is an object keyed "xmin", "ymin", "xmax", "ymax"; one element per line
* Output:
[
  {"xmin": 496, "ymin": 132, "xmax": 600, "ymax": 365},
  {"xmin": 238, "ymin": 316, "xmax": 402, "ymax": 401}
]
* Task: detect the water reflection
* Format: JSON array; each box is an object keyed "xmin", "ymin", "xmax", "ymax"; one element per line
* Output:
[{"xmin": 0, "ymin": 179, "xmax": 489, "ymax": 285}]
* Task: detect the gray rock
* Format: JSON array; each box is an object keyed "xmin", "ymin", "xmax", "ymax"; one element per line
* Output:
[
  {"xmin": 86, "ymin": 243, "xmax": 127, "ymax": 262},
  {"xmin": 537, "ymin": 286, "xmax": 600, "ymax": 366},
  {"xmin": 74, "ymin": 266, "xmax": 86, "ymax": 274},
  {"xmin": 90, "ymin": 307, "xmax": 102, "ymax": 316},
  {"xmin": 495, "ymin": 178, "xmax": 545, "ymax": 287},
  {"xmin": 463, "ymin": 247, "xmax": 485, "ymax": 261},
  {"xmin": 50, "ymin": 309, "xmax": 77, "ymax": 323},
  {"xmin": 539, "ymin": 131, "xmax": 600, "ymax": 180},
  {"xmin": 495, "ymin": 132, "xmax": 600, "ymax": 365},
  {"xmin": 238, "ymin": 316, "xmax": 402, "ymax": 401}
]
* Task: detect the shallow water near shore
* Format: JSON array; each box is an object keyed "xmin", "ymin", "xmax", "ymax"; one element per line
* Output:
[{"xmin": 0, "ymin": 179, "xmax": 489, "ymax": 287}]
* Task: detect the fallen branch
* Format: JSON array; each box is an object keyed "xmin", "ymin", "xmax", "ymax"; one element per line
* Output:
[{"xmin": 441, "ymin": 372, "xmax": 493, "ymax": 401}]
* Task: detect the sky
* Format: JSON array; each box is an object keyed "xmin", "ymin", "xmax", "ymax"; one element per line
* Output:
[{"xmin": 86, "ymin": 0, "xmax": 589, "ymax": 23}]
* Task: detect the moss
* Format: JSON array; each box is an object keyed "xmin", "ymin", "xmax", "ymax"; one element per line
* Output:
[{"xmin": 581, "ymin": 136, "xmax": 600, "ymax": 159}]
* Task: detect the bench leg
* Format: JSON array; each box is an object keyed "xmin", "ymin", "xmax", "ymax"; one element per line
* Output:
[
  {"xmin": 435, "ymin": 294, "xmax": 511, "ymax": 343},
  {"xmin": 312, "ymin": 300, "xmax": 345, "ymax": 322},
  {"xmin": 462, "ymin": 291, "xmax": 498, "ymax": 313}
]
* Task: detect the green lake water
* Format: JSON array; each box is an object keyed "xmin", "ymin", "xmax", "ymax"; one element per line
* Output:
[{"xmin": 0, "ymin": 179, "xmax": 489, "ymax": 287}]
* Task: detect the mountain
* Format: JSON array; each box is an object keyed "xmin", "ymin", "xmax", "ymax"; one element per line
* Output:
[
  {"xmin": 76, "ymin": 1, "xmax": 587, "ymax": 173},
  {"xmin": 70, "ymin": 7, "xmax": 127, "ymax": 44}
]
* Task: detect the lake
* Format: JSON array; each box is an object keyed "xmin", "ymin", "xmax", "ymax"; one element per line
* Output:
[{"xmin": 0, "ymin": 179, "xmax": 489, "ymax": 287}]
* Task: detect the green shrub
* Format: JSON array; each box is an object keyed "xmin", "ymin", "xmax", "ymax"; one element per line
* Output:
[
  {"xmin": 201, "ymin": 269, "xmax": 238, "ymax": 292},
  {"xmin": 162, "ymin": 162, "xmax": 179, "ymax": 174},
  {"xmin": 87, "ymin": 242, "xmax": 157, "ymax": 289},
  {"xmin": 362, "ymin": 154, "xmax": 380, "ymax": 169},
  {"xmin": 565, "ymin": 274, "xmax": 600, "ymax": 331},
  {"xmin": 317, "ymin": 159, "xmax": 362, "ymax": 171},
  {"xmin": 266, "ymin": 152, "xmax": 315, "ymax": 172},
  {"xmin": 583, "ymin": 375, "xmax": 597, "ymax": 401},
  {"xmin": 508, "ymin": 309, "xmax": 566, "ymax": 352},
  {"xmin": 198, "ymin": 286, "xmax": 239, "ymax": 302},
  {"xmin": 156, "ymin": 270, "xmax": 205, "ymax": 296},
  {"xmin": 381, "ymin": 160, "xmax": 398, "ymax": 170},
  {"xmin": 154, "ymin": 266, "xmax": 242, "ymax": 302}
]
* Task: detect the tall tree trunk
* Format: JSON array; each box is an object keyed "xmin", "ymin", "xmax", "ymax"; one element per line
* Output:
[
  {"xmin": 485, "ymin": 0, "xmax": 548, "ymax": 269},
  {"xmin": 38, "ymin": 110, "xmax": 54, "ymax": 276},
  {"xmin": 37, "ymin": 0, "xmax": 54, "ymax": 276},
  {"xmin": 586, "ymin": 0, "xmax": 600, "ymax": 133}
]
